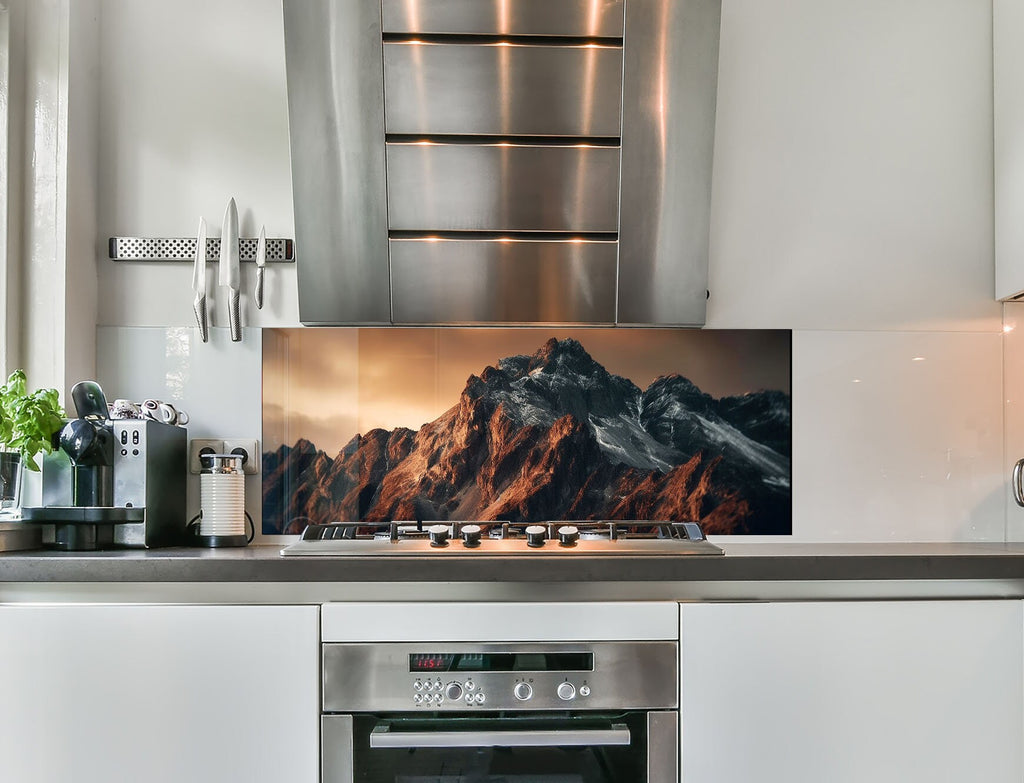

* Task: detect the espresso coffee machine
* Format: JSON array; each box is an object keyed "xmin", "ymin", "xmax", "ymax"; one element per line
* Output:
[{"xmin": 22, "ymin": 381, "xmax": 187, "ymax": 550}]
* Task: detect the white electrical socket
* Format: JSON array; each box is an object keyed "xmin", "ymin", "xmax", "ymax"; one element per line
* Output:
[
  {"xmin": 188, "ymin": 439, "xmax": 224, "ymax": 474},
  {"xmin": 223, "ymin": 438, "xmax": 260, "ymax": 475}
]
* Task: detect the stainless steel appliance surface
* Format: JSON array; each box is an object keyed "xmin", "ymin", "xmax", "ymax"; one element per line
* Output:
[
  {"xmin": 284, "ymin": 0, "xmax": 721, "ymax": 326},
  {"xmin": 321, "ymin": 603, "xmax": 680, "ymax": 783},
  {"xmin": 26, "ymin": 418, "xmax": 187, "ymax": 550},
  {"xmin": 281, "ymin": 520, "xmax": 723, "ymax": 557}
]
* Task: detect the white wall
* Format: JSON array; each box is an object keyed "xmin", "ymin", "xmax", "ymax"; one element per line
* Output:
[
  {"xmin": 92, "ymin": 0, "xmax": 1005, "ymax": 542},
  {"xmin": 995, "ymin": 0, "xmax": 1024, "ymax": 300},
  {"xmin": 96, "ymin": 0, "xmax": 297, "ymax": 328}
]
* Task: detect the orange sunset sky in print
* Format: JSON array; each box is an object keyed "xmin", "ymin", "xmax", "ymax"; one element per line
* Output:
[{"xmin": 263, "ymin": 328, "xmax": 791, "ymax": 457}]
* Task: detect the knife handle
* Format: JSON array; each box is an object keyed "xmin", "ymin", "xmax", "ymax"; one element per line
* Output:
[
  {"xmin": 193, "ymin": 295, "xmax": 209, "ymax": 343},
  {"xmin": 229, "ymin": 289, "xmax": 241, "ymax": 342},
  {"xmin": 255, "ymin": 267, "xmax": 265, "ymax": 310}
]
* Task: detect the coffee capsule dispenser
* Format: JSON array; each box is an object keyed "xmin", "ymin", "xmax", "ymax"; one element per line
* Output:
[{"xmin": 22, "ymin": 381, "xmax": 186, "ymax": 550}]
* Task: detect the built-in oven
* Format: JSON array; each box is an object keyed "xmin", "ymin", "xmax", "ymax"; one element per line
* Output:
[{"xmin": 322, "ymin": 641, "xmax": 678, "ymax": 783}]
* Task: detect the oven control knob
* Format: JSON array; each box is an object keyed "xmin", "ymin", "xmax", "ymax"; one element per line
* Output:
[
  {"xmin": 461, "ymin": 524, "xmax": 482, "ymax": 548},
  {"xmin": 428, "ymin": 524, "xmax": 450, "ymax": 547},
  {"xmin": 525, "ymin": 525, "xmax": 547, "ymax": 547},
  {"xmin": 445, "ymin": 682, "xmax": 464, "ymax": 701},
  {"xmin": 513, "ymin": 682, "xmax": 533, "ymax": 701},
  {"xmin": 557, "ymin": 525, "xmax": 579, "ymax": 546},
  {"xmin": 557, "ymin": 682, "xmax": 576, "ymax": 701},
  {"xmin": 579, "ymin": 685, "xmax": 591, "ymax": 697}
]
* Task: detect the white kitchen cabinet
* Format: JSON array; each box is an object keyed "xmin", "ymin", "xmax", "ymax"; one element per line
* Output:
[
  {"xmin": 996, "ymin": 0, "xmax": 1024, "ymax": 300},
  {"xmin": 680, "ymin": 600, "xmax": 1023, "ymax": 783},
  {"xmin": 0, "ymin": 604, "xmax": 319, "ymax": 783}
]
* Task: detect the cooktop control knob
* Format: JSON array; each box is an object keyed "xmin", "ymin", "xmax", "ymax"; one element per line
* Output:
[
  {"xmin": 461, "ymin": 524, "xmax": 482, "ymax": 548},
  {"xmin": 557, "ymin": 682, "xmax": 576, "ymax": 701},
  {"xmin": 428, "ymin": 524, "xmax": 450, "ymax": 547},
  {"xmin": 557, "ymin": 525, "xmax": 579, "ymax": 547},
  {"xmin": 445, "ymin": 682, "xmax": 463, "ymax": 701},
  {"xmin": 525, "ymin": 525, "xmax": 547, "ymax": 547},
  {"xmin": 514, "ymin": 682, "xmax": 533, "ymax": 701}
]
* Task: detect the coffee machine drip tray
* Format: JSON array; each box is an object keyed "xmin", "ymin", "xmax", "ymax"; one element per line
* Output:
[
  {"xmin": 21, "ymin": 506, "xmax": 146, "ymax": 551},
  {"xmin": 22, "ymin": 507, "xmax": 145, "ymax": 524}
]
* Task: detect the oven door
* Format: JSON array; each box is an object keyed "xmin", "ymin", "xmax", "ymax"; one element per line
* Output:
[{"xmin": 323, "ymin": 711, "xmax": 677, "ymax": 783}]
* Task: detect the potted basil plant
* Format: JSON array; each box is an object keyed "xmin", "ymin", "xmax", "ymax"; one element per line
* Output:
[{"xmin": 0, "ymin": 370, "xmax": 65, "ymax": 514}]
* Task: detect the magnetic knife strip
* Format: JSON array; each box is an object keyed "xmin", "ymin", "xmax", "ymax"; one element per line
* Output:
[{"xmin": 108, "ymin": 237, "xmax": 294, "ymax": 263}]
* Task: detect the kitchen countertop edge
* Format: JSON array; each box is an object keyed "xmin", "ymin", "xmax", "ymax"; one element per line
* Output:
[{"xmin": 1, "ymin": 542, "xmax": 1023, "ymax": 584}]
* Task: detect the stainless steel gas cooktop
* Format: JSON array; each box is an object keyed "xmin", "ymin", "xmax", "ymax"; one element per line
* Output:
[{"xmin": 280, "ymin": 520, "xmax": 723, "ymax": 557}]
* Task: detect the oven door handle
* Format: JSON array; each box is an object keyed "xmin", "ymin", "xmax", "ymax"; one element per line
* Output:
[{"xmin": 369, "ymin": 723, "xmax": 631, "ymax": 749}]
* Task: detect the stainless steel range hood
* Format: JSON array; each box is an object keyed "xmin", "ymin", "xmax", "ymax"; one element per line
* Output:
[{"xmin": 283, "ymin": 0, "xmax": 721, "ymax": 326}]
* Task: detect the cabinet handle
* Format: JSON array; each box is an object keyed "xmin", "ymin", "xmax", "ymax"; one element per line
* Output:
[
  {"xmin": 1013, "ymin": 458, "xmax": 1024, "ymax": 507},
  {"xmin": 369, "ymin": 723, "xmax": 630, "ymax": 749}
]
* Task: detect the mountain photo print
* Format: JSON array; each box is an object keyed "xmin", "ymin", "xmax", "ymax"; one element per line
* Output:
[{"xmin": 262, "ymin": 329, "xmax": 792, "ymax": 536}]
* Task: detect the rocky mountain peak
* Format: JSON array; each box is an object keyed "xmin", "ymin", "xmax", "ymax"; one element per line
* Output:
[
  {"xmin": 527, "ymin": 337, "xmax": 600, "ymax": 377},
  {"xmin": 478, "ymin": 364, "xmax": 513, "ymax": 391},
  {"xmin": 642, "ymin": 374, "xmax": 715, "ymax": 416},
  {"xmin": 290, "ymin": 437, "xmax": 319, "ymax": 457}
]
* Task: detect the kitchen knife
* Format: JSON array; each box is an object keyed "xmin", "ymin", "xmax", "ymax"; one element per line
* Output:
[
  {"xmin": 219, "ymin": 197, "xmax": 241, "ymax": 342},
  {"xmin": 192, "ymin": 217, "xmax": 209, "ymax": 342},
  {"xmin": 254, "ymin": 224, "xmax": 266, "ymax": 310}
]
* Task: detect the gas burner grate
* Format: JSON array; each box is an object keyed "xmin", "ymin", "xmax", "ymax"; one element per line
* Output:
[
  {"xmin": 282, "ymin": 519, "xmax": 723, "ymax": 557},
  {"xmin": 297, "ymin": 519, "xmax": 710, "ymax": 543}
]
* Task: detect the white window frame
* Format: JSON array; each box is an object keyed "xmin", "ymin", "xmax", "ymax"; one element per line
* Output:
[{"xmin": 0, "ymin": 1, "xmax": 11, "ymax": 378}]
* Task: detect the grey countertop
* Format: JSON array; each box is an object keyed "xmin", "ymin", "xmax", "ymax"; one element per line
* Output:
[{"xmin": 2, "ymin": 542, "xmax": 1023, "ymax": 586}]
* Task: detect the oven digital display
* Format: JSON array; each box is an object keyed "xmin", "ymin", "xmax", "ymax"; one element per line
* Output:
[
  {"xmin": 410, "ymin": 654, "xmax": 456, "ymax": 672},
  {"xmin": 409, "ymin": 652, "xmax": 594, "ymax": 673}
]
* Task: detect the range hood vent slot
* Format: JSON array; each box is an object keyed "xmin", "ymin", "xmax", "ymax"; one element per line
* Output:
[
  {"xmin": 381, "ymin": 33, "xmax": 625, "ymax": 46},
  {"xmin": 384, "ymin": 135, "xmax": 622, "ymax": 146},
  {"xmin": 387, "ymin": 231, "xmax": 619, "ymax": 242},
  {"xmin": 380, "ymin": 0, "xmax": 627, "ymax": 38}
]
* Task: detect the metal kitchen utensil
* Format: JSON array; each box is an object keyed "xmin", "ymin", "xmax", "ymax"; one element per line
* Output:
[
  {"xmin": 254, "ymin": 224, "xmax": 266, "ymax": 310},
  {"xmin": 192, "ymin": 217, "xmax": 209, "ymax": 342},
  {"xmin": 219, "ymin": 197, "xmax": 241, "ymax": 342}
]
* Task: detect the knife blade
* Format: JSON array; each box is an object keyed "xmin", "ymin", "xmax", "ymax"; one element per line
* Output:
[
  {"xmin": 191, "ymin": 217, "xmax": 209, "ymax": 342},
  {"xmin": 219, "ymin": 197, "xmax": 241, "ymax": 342},
  {"xmin": 254, "ymin": 224, "xmax": 266, "ymax": 310}
]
